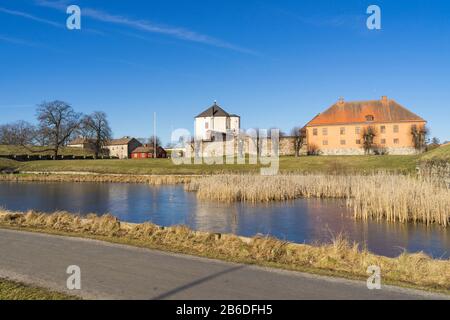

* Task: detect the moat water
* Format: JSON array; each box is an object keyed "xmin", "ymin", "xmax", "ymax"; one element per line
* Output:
[{"xmin": 0, "ymin": 182, "xmax": 448, "ymax": 258}]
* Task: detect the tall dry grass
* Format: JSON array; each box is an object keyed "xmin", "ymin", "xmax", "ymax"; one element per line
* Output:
[
  {"xmin": 0, "ymin": 210, "xmax": 449, "ymax": 292},
  {"xmin": 0, "ymin": 173, "xmax": 194, "ymax": 185},
  {"xmin": 2, "ymin": 172, "xmax": 448, "ymax": 226},
  {"xmin": 186, "ymin": 174, "xmax": 450, "ymax": 226}
]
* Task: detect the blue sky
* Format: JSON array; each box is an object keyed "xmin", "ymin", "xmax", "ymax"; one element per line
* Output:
[{"xmin": 0, "ymin": 0, "xmax": 449, "ymax": 144}]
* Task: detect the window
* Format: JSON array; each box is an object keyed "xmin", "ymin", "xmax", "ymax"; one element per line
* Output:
[
  {"xmin": 205, "ymin": 122, "xmax": 209, "ymax": 129},
  {"xmin": 393, "ymin": 125, "xmax": 399, "ymax": 133},
  {"xmin": 340, "ymin": 127, "xmax": 345, "ymax": 135},
  {"xmin": 322, "ymin": 128, "xmax": 328, "ymax": 136},
  {"xmin": 356, "ymin": 139, "xmax": 361, "ymax": 145},
  {"xmin": 380, "ymin": 126, "xmax": 386, "ymax": 134},
  {"xmin": 381, "ymin": 139, "xmax": 386, "ymax": 144},
  {"xmin": 355, "ymin": 127, "xmax": 361, "ymax": 135},
  {"xmin": 313, "ymin": 128, "xmax": 318, "ymax": 136},
  {"xmin": 323, "ymin": 140, "xmax": 328, "ymax": 146},
  {"xmin": 340, "ymin": 140, "xmax": 346, "ymax": 145},
  {"xmin": 411, "ymin": 124, "xmax": 417, "ymax": 131},
  {"xmin": 365, "ymin": 115, "xmax": 375, "ymax": 122},
  {"xmin": 394, "ymin": 138, "xmax": 399, "ymax": 144}
]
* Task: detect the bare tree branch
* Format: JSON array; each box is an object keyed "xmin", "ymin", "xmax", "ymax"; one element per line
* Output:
[{"xmin": 36, "ymin": 101, "xmax": 82, "ymax": 159}]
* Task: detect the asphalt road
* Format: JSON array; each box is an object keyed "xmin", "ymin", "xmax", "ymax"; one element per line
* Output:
[{"xmin": 0, "ymin": 229, "xmax": 447, "ymax": 300}]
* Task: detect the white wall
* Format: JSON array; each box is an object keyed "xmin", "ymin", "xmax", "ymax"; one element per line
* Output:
[
  {"xmin": 195, "ymin": 116, "xmax": 226, "ymax": 140},
  {"xmin": 230, "ymin": 116, "xmax": 240, "ymax": 134},
  {"xmin": 195, "ymin": 116, "xmax": 241, "ymax": 140}
]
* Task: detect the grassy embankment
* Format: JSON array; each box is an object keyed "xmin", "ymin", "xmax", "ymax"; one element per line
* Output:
[
  {"xmin": 2, "ymin": 144, "xmax": 449, "ymax": 176},
  {"xmin": 420, "ymin": 143, "xmax": 450, "ymax": 161},
  {"xmin": 0, "ymin": 210, "xmax": 449, "ymax": 294},
  {"xmin": 0, "ymin": 145, "xmax": 94, "ymax": 157},
  {"xmin": 1, "ymin": 154, "xmax": 419, "ymax": 175},
  {"xmin": 0, "ymin": 278, "xmax": 77, "ymax": 300}
]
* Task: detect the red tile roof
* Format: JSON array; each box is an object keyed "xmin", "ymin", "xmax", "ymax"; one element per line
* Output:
[
  {"xmin": 132, "ymin": 146, "xmax": 166, "ymax": 153},
  {"xmin": 306, "ymin": 98, "xmax": 425, "ymax": 127}
]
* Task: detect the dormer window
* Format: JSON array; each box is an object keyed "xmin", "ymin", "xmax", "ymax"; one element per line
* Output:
[{"xmin": 365, "ymin": 115, "xmax": 375, "ymax": 122}]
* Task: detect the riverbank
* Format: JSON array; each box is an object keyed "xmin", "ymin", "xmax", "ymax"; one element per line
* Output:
[
  {"xmin": 0, "ymin": 210, "xmax": 449, "ymax": 294},
  {"xmin": 0, "ymin": 278, "xmax": 77, "ymax": 300},
  {"xmin": 0, "ymin": 172, "xmax": 195, "ymax": 185},
  {"xmin": 2, "ymin": 144, "xmax": 449, "ymax": 176},
  {"xmin": 1, "ymin": 172, "xmax": 449, "ymax": 227}
]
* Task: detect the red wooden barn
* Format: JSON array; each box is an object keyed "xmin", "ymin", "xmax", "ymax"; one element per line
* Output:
[{"xmin": 131, "ymin": 145, "xmax": 167, "ymax": 159}]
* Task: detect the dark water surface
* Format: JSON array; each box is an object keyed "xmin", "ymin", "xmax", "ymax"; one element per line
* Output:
[{"xmin": 0, "ymin": 182, "xmax": 448, "ymax": 258}]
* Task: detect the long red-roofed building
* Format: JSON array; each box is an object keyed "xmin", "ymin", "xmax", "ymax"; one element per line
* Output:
[{"xmin": 304, "ymin": 96, "xmax": 427, "ymax": 155}]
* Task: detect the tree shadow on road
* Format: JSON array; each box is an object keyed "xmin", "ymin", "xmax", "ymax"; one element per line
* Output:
[{"xmin": 151, "ymin": 265, "xmax": 246, "ymax": 300}]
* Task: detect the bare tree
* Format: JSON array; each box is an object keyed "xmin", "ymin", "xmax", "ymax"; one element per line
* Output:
[
  {"xmin": 268, "ymin": 127, "xmax": 286, "ymax": 137},
  {"xmin": 411, "ymin": 124, "xmax": 429, "ymax": 152},
  {"xmin": 307, "ymin": 143, "xmax": 320, "ymax": 156},
  {"xmin": 431, "ymin": 137, "xmax": 440, "ymax": 145},
  {"xmin": 82, "ymin": 111, "xmax": 112, "ymax": 158},
  {"xmin": 148, "ymin": 136, "xmax": 162, "ymax": 148},
  {"xmin": 34, "ymin": 127, "xmax": 50, "ymax": 147},
  {"xmin": 245, "ymin": 128, "xmax": 264, "ymax": 156},
  {"xmin": 291, "ymin": 127, "xmax": 307, "ymax": 157},
  {"xmin": 36, "ymin": 101, "xmax": 82, "ymax": 159},
  {"xmin": 0, "ymin": 121, "xmax": 36, "ymax": 145},
  {"xmin": 362, "ymin": 126, "xmax": 377, "ymax": 154}
]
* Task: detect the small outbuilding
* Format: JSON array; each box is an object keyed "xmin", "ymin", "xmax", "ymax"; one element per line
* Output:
[
  {"xmin": 131, "ymin": 145, "xmax": 167, "ymax": 159},
  {"xmin": 105, "ymin": 137, "xmax": 142, "ymax": 159},
  {"xmin": 67, "ymin": 137, "xmax": 95, "ymax": 150}
]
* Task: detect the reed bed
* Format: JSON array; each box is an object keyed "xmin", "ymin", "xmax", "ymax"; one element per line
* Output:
[
  {"xmin": 0, "ymin": 173, "xmax": 194, "ymax": 185},
  {"xmin": 1, "ymin": 172, "xmax": 448, "ymax": 226},
  {"xmin": 0, "ymin": 210, "xmax": 449, "ymax": 292},
  {"xmin": 186, "ymin": 174, "xmax": 450, "ymax": 226}
]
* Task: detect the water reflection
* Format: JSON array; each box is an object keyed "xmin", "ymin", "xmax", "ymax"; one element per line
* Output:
[{"xmin": 0, "ymin": 181, "xmax": 448, "ymax": 258}]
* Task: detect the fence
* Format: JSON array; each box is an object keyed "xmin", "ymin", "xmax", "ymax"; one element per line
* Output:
[{"xmin": 0, "ymin": 154, "xmax": 119, "ymax": 162}]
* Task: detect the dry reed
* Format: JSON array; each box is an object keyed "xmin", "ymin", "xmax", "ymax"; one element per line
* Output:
[
  {"xmin": 1, "ymin": 172, "xmax": 448, "ymax": 226},
  {"xmin": 0, "ymin": 173, "xmax": 194, "ymax": 185},
  {"xmin": 186, "ymin": 174, "xmax": 450, "ymax": 226},
  {"xmin": 0, "ymin": 210, "xmax": 449, "ymax": 292}
]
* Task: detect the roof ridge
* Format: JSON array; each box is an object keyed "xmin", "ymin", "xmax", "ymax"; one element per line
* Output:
[
  {"xmin": 305, "ymin": 98, "xmax": 426, "ymax": 126},
  {"xmin": 195, "ymin": 103, "xmax": 232, "ymax": 118}
]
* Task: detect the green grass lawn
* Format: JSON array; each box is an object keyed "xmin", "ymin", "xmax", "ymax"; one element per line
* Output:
[
  {"xmin": 2, "ymin": 145, "xmax": 448, "ymax": 175},
  {"xmin": 0, "ymin": 278, "xmax": 77, "ymax": 300},
  {"xmin": 6, "ymin": 154, "xmax": 418, "ymax": 175}
]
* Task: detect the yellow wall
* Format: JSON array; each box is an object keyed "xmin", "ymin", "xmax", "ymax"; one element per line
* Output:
[{"xmin": 306, "ymin": 121, "xmax": 426, "ymax": 153}]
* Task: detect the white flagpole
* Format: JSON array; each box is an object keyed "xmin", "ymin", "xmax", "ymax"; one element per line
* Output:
[{"xmin": 153, "ymin": 112, "xmax": 156, "ymax": 158}]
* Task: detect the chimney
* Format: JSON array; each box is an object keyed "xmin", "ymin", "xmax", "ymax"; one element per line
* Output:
[
  {"xmin": 381, "ymin": 96, "xmax": 388, "ymax": 102},
  {"xmin": 338, "ymin": 97, "xmax": 345, "ymax": 105}
]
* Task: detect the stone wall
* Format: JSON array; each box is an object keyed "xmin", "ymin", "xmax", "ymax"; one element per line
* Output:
[
  {"xmin": 190, "ymin": 137, "xmax": 420, "ymax": 157},
  {"xmin": 318, "ymin": 147, "xmax": 418, "ymax": 156},
  {"xmin": 190, "ymin": 136, "xmax": 298, "ymax": 157}
]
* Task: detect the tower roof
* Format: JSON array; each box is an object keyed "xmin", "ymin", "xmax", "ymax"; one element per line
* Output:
[{"xmin": 195, "ymin": 102, "xmax": 231, "ymax": 118}]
